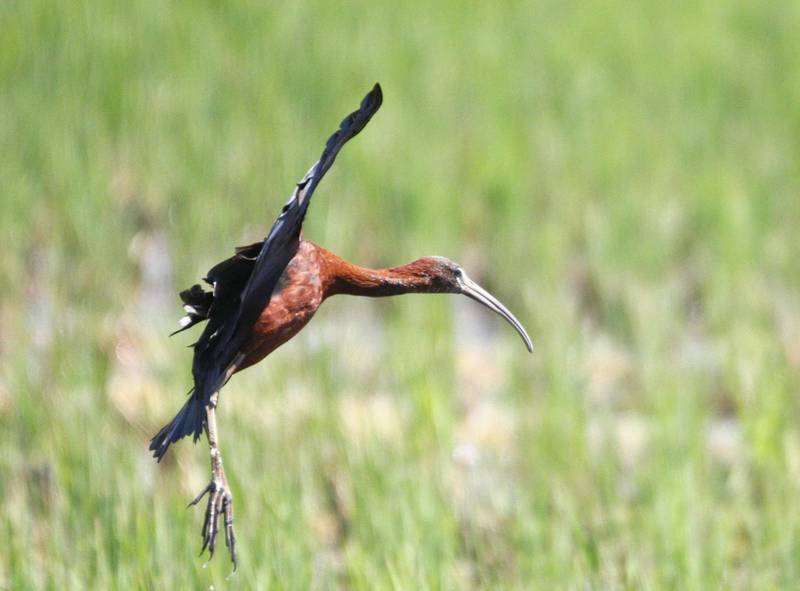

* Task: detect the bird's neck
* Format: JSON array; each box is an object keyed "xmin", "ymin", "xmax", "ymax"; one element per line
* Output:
[{"xmin": 319, "ymin": 249, "xmax": 449, "ymax": 298}]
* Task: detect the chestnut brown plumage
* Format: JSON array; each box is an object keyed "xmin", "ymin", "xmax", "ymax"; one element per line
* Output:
[{"xmin": 150, "ymin": 84, "xmax": 532, "ymax": 568}]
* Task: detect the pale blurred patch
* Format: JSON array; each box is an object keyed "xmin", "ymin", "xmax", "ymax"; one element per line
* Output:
[
  {"xmin": 106, "ymin": 321, "xmax": 174, "ymax": 427},
  {"xmin": 450, "ymin": 445, "xmax": 516, "ymax": 531},
  {"xmin": 584, "ymin": 333, "xmax": 634, "ymax": 407},
  {"xmin": 107, "ymin": 229, "xmax": 177, "ymax": 432},
  {"xmin": 784, "ymin": 431, "xmax": 800, "ymax": 488},
  {"xmin": 127, "ymin": 230, "xmax": 174, "ymax": 322},
  {"xmin": 302, "ymin": 301, "xmax": 387, "ymax": 376},
  {"xmin": 706, "ymin": 418, "xmax": 742, "ymax": 467},
  {"xmin": 587, "ymin": 413, "xmax": 650, "ymax": 470},
  {"xmin": 451, "ymin": 285, "xmax": 519, "ymax": 539},
  {"xmin": 0, "ymin": 378, "xmax": 10, "ymax": 416},
  {"xmin": 675, "ymin": 323, "xmax": 723, "ymax": 375},
  {"xmin": 456, "ymin": 401, "xmax": 517, "ymax": 458},
  {"xmin": 109, "ymin": 154, "xmax": 139, "ymax": 206},
  {"xmin": 227, "ymin": 372, "xmax": 315, "ymax": 436},
  {"xmin": 179, "ymin": 454, "xmax": 209, "ymax": 500},
  {"xmin": 24, "ymin": 243, "xmax": 54, "ymax": 357},
  {"xmin": 774, "ymin": 291, "xmax": 800, "ymax": 369},
  {"xmin": 453, "ymin": 271, "xmax": 509, "ymax": 407},
  {"xmin": 339, "ymin": 391, "xmax": 406, "ymax": 446}
]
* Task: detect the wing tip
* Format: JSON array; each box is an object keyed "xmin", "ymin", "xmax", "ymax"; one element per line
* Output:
[
  {"xmin": 359, "ymin": 83, "xmax": 382, "ymax": 119},
  {"xmin": 370, "ymin": 82, "xmax": 383, "ymax": 105}
]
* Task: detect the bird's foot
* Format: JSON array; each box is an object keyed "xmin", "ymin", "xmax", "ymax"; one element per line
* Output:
[{"xmin": 189, "ymin": 479, "xmax": 237, "ymax": 569}]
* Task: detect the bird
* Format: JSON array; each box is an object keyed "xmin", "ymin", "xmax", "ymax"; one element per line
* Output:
[{"xmin": 149, "ymin": 83, "xmax": 532, "ymax": 568}]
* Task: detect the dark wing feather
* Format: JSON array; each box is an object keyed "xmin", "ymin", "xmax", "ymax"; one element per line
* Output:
[
  {"xmin": 190, "ymin": 84, "xmax": 383, "ymax": 406},
  {"xmin": 225, "ymin": 84, "xmax": 383, "ymax": 346},
  {"xmin": 169, "ymin": 285, "xmax": 214, "ymax": 336}
]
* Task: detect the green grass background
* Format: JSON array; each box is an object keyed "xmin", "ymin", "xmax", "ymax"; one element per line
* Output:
[{"xmin": 2, "ymin": 0, "xmax": 800, "ymax": 588}]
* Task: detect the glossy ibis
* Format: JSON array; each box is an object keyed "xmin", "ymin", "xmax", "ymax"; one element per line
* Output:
[{"xmin": 150, "ymin": 84, "xmax": 532, "ymax": 567}]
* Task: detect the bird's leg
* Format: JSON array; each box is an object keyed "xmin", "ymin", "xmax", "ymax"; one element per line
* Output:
[{"xmin": 189, "ymin": 391, "xmax": 237, "ymax": 568}]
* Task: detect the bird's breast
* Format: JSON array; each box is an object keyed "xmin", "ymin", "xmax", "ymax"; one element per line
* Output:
[{"xmin": 235, "ymin": 243, "xmax": 325, "ymax": 372}]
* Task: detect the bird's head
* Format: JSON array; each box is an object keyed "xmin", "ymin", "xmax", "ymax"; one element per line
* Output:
[{"xmin": 420, "ymin": 256, "xmax": 533, "ymax": 352}]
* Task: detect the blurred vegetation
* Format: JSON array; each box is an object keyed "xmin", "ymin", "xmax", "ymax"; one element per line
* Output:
[{"xmin": 2, "ymin": 0, "xmax": 800, "ymax": 588}]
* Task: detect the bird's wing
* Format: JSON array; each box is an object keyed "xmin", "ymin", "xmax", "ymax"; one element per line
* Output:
[
  {"xmin": 191, "ymin": 83, "xmax": 383, "ymax": 402},
  {"xmin": 229, "ymin": 83, "xmax": 382, "ymax": 342}
]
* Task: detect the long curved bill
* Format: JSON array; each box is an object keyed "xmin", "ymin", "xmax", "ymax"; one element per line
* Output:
[{"xmin": 459, "ymin": 273, "xmax": 533, "ymax": 352}]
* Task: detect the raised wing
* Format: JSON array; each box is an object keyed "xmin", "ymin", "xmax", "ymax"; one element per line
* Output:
[
  {"xmin": 191, "ymin": 84, "xmax": 383, "ymax": 406},
  {"xmin": 230, "ymin": 83, "xmax": 382, "ymax": 344}
]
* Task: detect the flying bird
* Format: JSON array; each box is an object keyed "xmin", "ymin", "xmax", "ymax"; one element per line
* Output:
[{"xmin": 150, "ymin": 84, "xmax": 532, "ymax": 568}]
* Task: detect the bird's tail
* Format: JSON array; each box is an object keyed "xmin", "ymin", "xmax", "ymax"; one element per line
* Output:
[{"xmin": 149, "ymin": 390, "xmax": 205, "ymax": 462}]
